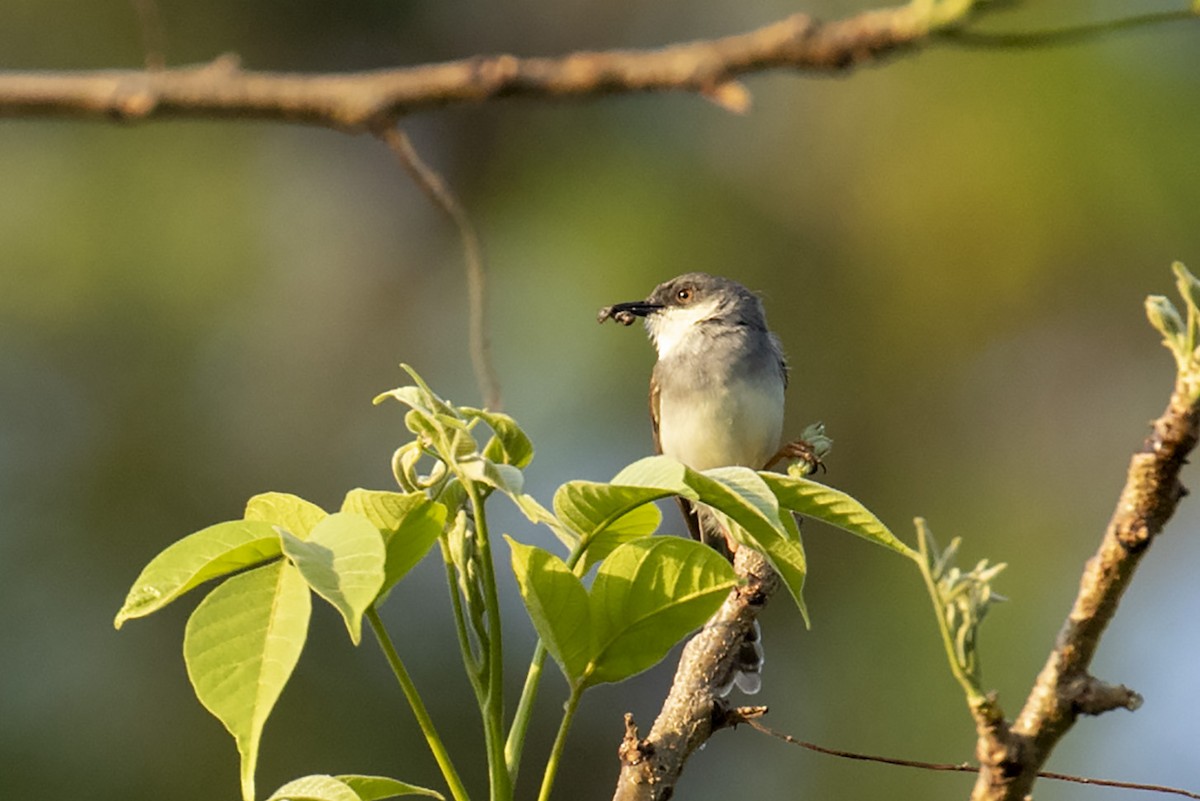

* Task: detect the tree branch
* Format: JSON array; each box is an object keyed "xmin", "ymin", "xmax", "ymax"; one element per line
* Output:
[
  {"xmin": 611, "ymin": 547, "xmax": 778, "ymax": 801},
  {"xmin": 969, "ymin": 373, "xmax": 1200, "ymax": 801},
  {"xmin": 0, "ymin": 3, "xmax": 970, "ymax": 130}
]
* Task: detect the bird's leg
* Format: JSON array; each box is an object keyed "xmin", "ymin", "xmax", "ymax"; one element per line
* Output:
[{"xmin": 764, "ymin": 438, "xmax": 826, "ymax": 475}]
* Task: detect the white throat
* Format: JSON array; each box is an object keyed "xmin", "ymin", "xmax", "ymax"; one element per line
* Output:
[{"xmin": 647, "ymin": 299, "xmax": 722, "ymax": 359}]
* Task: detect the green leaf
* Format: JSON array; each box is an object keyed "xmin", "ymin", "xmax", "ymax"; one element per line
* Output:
[
  {"xmin": 341, "ymin": 490, "xmax": 447, "ymax": 595},
  {"xmin": 278, "ymin": 513, "xmax": 386, "ymax": 645},
  {"xmin": 553, "ymin": 481, "xmax": 668, "ymax": 543},
  {"xmin": 458, "ymin": 458, "xmax": 524, "ymax": 496},
  {"xmin": 688, "ymin": 467, "xmax": 809, "ymax": 620},
  {"xmin": 245, "ymin": 492, "xmax": 328, "ymax": 539},
  {"xmin": 578, "ymin": 504, "xmax": 663, "ymax": 574},
  {"xmin": 266, "ymin": 775, "xmax": 360, "ymax": 801},
  {"xmin": 610, "ymin": 455, "xmax": 697, "ymax": 501},
  {"xmin": 114, "ymin": 519, "xmax": 281, "ymax": 628},
  {"xmin": 586, "ymin": 537, "xmax": 736, "ymax": 686},
  {"xmin": 337, "ymin": 775, "xmax": 444, "ymax": 800},
  {"xmin": 185, "ymin": 560, "xmax": 312, "ymax": 801},
  {"xmin": 553, "ymin": 481, "xmax": 666, "ymax": 570},
  {"xmin": 759, "ymin": 473, "xmax": 915, "ymax": 559},
  {"xmin": 507, "ymin": 537, "xmax": 591, "ymax": 684},
  {"xmin": 462, "ymin": 407, "xmax": 534, "ymax": 469}
]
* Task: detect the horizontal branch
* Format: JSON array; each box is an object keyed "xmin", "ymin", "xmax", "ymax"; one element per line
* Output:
[{"xmin": 0, "ymin": 3, "xmax": 963, "ymax": 130}]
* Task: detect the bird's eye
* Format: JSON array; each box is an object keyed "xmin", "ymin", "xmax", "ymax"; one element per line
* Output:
[{"xmin": 676, "ymin": 287, "xmax": 693, "ymax": 303}]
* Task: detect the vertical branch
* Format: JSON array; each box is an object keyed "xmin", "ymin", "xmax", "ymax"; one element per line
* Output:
[{"xmin": 377, "ymin": 126, "xmax": 503, "ymax": 411}]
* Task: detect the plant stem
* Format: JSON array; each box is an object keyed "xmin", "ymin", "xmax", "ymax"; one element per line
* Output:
[
  {"xmin": 439, "ymin": 533, "xmax": 484, "ymax": 690},
  {"xmin": 464, "ymin": 480, "xmax": 513, "ymax": 801},
  {"xmin": 504, "ymin": 640, "xmax": 546, "ymax": 780},
  {"xmin": 505, "ymin": 543, "xmax": 585, "ymax": 783},
  {"xmin": 366, "ymin": 607, "xmax": 473, "ymax": 801},
  {"xmin": 536, "ymin": 686, "xmax": 583, "ymax": 801}
]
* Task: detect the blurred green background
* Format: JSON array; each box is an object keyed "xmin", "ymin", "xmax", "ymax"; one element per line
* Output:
[{"xmin": 2, "ymin": 1, "xmax": 1198, "ymax": 799}]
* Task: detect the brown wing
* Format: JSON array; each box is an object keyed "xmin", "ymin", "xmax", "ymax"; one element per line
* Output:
[{"xmin": 649, "ymin": 369, "xmax": 662, "ymax": 455}]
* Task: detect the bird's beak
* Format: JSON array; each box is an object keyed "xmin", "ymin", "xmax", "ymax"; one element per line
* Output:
[{"xmin": 597, "ymin": 300, "xmax": 663, "ymax": 326}]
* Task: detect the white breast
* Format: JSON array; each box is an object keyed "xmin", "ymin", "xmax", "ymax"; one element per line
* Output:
[{"xmin": 657, "ymin": 372, "xmax": 784, "ymax": 471}]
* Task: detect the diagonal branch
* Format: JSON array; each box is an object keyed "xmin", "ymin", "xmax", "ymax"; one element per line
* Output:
[
  {"xmin": 968, "ymin": 372, "xmax": 1200, "ymax": 801},
  {"xmin": 611, "ymin": 547, "xmax": 778, "ymax": 801},
  {"xmin": 0, "ymin": 3, "xmax": 973, "ymax": 130}
]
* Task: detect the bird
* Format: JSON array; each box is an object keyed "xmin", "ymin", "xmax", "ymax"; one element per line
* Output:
[{"xmin": 598, "ymin": 272, "xmax": 790, "ymax": 694}]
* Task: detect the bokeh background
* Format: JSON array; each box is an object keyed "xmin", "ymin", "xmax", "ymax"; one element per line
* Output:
[{"xmin": 2, "ymin": 1, "xmax": 1199, "ymax": 799}]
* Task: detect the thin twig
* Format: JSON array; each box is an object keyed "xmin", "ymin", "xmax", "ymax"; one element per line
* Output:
[
  {"xmin": 129, "ymin": 0, "xmax": 167, "ymax": 70},
  {"xmin": 376, "ymin": 126, "xmax": 502, "ymax": 410},
  {"xmin": 743, "ymin": 718, "xmax": 1200, "ymax": 800}
]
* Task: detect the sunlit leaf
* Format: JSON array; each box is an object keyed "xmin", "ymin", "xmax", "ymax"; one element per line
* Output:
[
  {"xmin": 279, "ymin": 513, "xmax": 385, "ymax": 644},
  {"xmin": 337, "ymin": 774, "xmax": 444, "ymax": 800},
  {"xmin": 508, "ymin": 537, "xmax": 591, "ymax": 684},
  {"xmin": 586, "ymin": 537, "xmax": 736, "ymax": 686},
  {"xmin": 610, "ymin": 455, "xmax": 697, "ymax": 500},
  {"xmin": 266, "ymin": 774, "xmax": 359, "ymax": 801},
  {"xmin": 577, "ymin": 504, "xmax": 662, "ymax": 574},
  {"xmin": 185, "ymin": 560, "xmax": 311, "ymax": 801},
  {"xmin": 759, "ymin": 473, "xmax": 915, "ymax": 559},
  {"xmin": 114, "ymin": 519, "xmax": 280, "ymax": 628},
  {"xmin": 341, "ymin": 490, "xmax": 446, "ymax": 595},
  {"xmin": 553, "ymin": 481, "xmax": 666, "ymax": 569},
  {"xmin": 689, "ymin": 467, "xmax": 808, "ymax": 620},
  {"xmin": 245, "ymin": 492, "xmax": 328, "ymax": 539}
]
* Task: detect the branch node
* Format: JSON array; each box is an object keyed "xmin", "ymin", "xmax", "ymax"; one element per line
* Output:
[
  {"xmin": 701, "ymin": 80, "xmax": 752, "ymax": 114},
  {"xmin": 618, "ymin": 713, "xmax": 654, "ymax": 767},
  {"xmin": 204, "ymin": 52, "xmax": 243, "ymax": 75},
  {"xmin": 715, "ymin": 703, "xmax": 768, "ymax": 732}
]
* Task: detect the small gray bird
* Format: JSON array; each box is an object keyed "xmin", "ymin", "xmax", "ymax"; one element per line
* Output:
[{"xmin": 599, "ymin": 272, "xmax": 790, "ymax": 694}]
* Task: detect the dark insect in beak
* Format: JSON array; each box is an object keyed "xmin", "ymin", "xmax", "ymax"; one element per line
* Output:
[{"xmin": 597, "ymin": 301, "xmax": 662, "ymax": 326}]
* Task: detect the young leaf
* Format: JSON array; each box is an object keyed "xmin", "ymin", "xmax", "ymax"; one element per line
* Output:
[
  {"xmin": 507, "ymin": 537, "xmax": 591, "ymax": 685},
  {"xmin": 759, "ymin": 473, "xmax": 915, "ymax": 559},
  {"xmin": 337, "ymin": 775, "xmax": 445, "ymax": 800},
  {"xmin": 114, "ymin": 519, "xmax": 281, "ymax": 628},
  {"xmin": 341, "ymin": 490, "xmax": 447, "ymax": 594},
  {"xmin": 461, "ymin": 406, "xmax": 534, "ymax": 469},
  {"xmin": 458, "ymin": 458, "xmax": 524, "ymax": 496},
  {"xmin": 586, "ymin": 537, "xmax": 736, "ymax": 686},
  {"xmin": 245, "ymin": 492, "xmax": 328, "ymax": 539},
  {"xmin": 266, "ymin": 774, "xmax": 360, "ymax": 801},
  {"xmin": 278, "ymin": 513, "xmax": 386, "ymax": 645},
  {"xmin": 184, "ymin": 560, "xmax": 312, "ymax": 801}
]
